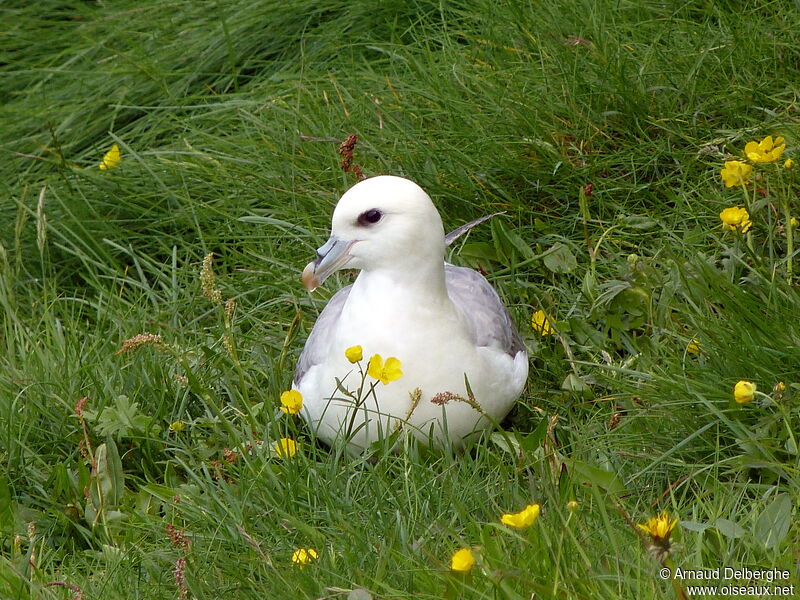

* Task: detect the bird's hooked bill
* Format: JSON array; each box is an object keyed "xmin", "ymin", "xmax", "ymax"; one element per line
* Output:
[{"xmin": 301, "ymin": 235, "xmax": 356, "ymax": 292}]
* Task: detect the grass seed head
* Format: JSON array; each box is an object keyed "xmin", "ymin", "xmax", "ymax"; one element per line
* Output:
[
  {"xmin": 200, "ymin": 253, "xmax": 222, "ymax": 305},
  {"xmin": 115, "ymin": 333, "xmax": 165, "ymax": 355}
]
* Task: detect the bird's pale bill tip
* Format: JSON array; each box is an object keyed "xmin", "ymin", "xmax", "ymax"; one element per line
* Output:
[
  {"xmin": 301, "ymin": 236, "xmax": 355, "ymax": 292},
  {"xmin": 301, "ymin": 262, "xmax": 319, "ymax": 292}
]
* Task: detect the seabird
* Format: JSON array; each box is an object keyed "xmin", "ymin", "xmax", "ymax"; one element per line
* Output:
[{"xmin": 293, "ymin": 176, "xmax": 528, "ymax": 451}]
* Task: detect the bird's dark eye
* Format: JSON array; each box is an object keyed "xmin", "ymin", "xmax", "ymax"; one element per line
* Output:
[{"xmin": 357, "ymin": 209, "xmax": 383, "ymax": 226}]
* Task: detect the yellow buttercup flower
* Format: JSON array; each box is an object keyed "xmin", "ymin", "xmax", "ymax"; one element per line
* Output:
[
  {"xmin": 500, "ymin": 503, "xmax": 541, "ymax": 529},
  {"xmin": 345, "ymin": 345, "xmax": 363, "ymax": 363},
  {"xmin": 168, "ymin": 420, "xmax": 186, "ymax": 433},
  {"xmin": 566, "ymin": 500, "xmax": 579, "ymax": 512},
  {"xmin": 720, "ymin": 161, "xmax": 752, "ymax": 187},
  {"xmin": 719, "ymin": 206, "xmax": 752, "ymax": 233},
  {"xmin": 744, "ymin": 135, "xmax": 785, "ymax": 163},
  {"xmin": 784, "ymin": 158, "xmax": 795, "ymax": 169},
  {"xmin": 275, "ymin": 438, "xmax": 297, "ymax": 458},
  {"xmin": 774, "ymin": 381, "xmax": 786, "ymax": 394},
  {"xmin": 531, "ymin": 309, "xmax": 554, "ymax": 336},
  {"xmin": 734, "ymin": 380, "xmax": 756, "ymax": 404},
  {"xmin": 279, "ymin": 389, "xmax": 303, "ymax": 415},
  {"xmin": 367, "ymin": 354, "xmax": 403, "ymax": 385},
  {"xmin": 687, "ymin": 338, "xmax": 701, "ymax": 355},
  {"xmin": 790, "ymin": 217, "xmax": 798, "ymax": 229},
  {"xmin": 637, "ymin": 511, "xmax": 678, "ymax": 544},
  {"xmin": 450, "ymin": 548, "xmax": 475, "ymax": 572},
  {"xmin": 99, "ymin": 143, "xmax": 121, "ymax": 170},
  {"xmin": 291, "ymin": 548, "xmax": 318, "ymax": 567}
]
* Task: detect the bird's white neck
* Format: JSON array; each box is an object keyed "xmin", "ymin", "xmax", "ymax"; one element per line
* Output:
[
  {"xmin": 352, "ymin": 259, "xmax": 448, "ymax": 304},
  {"xmin": 339, "ymin": 260, "xmax": 466, "ymax": 359}
]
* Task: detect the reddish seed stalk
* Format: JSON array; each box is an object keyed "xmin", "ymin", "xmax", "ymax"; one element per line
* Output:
[{"xmin": 338, "ymin": 134, "xmax": 365, "ymax": 181}]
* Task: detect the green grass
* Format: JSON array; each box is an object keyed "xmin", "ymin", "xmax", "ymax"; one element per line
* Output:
[{"xmin": 2, "ymin": 0, "xmax": 799, "ymax": 598}]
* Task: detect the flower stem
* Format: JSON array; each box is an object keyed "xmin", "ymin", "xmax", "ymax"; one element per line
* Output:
[
  {"xmin": 664, "ymin": 557, "xmax": 689, "ymax": 600},
  {"xmin": 740, "ymin": 183, "xmax": 755, "ymax": 253},
  {"xmin": 783, "ymin": 200, "xmax": 794, "ymax": 282}
]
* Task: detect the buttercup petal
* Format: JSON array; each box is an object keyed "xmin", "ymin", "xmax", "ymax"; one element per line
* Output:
[{"xmin": 744, "ymin": 141, "xmax": 759, "ymax": 155}]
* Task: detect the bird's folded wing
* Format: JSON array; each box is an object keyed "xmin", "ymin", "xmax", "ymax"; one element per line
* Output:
[
  {"xmin": 444, "ymin": 264, "xmax": 525, "ymax": 357},
  {"xmin": 294, "ymin": 285, "xmax": 351, "ymax": 385}
]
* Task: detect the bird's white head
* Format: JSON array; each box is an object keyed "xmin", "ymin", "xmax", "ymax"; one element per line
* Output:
[{"xmin": 302, "ymin": 176, "xmax": 445, "ymax": 291}]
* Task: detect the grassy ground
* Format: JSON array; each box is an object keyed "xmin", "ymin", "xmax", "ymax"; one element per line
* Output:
[{"xmin": 2, "ymin": 0, "xmax": 799, "ymax": 598}]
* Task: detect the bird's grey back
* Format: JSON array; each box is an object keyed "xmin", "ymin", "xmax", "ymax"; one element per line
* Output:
[{"xmin": 444, "ymin": 264, "xmax": 525, "ymax": 357}]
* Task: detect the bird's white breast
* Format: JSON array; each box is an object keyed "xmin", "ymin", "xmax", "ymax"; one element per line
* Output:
[{"xmin": 297, "ymin": 270, "xmax": 527, "ymax": 450}]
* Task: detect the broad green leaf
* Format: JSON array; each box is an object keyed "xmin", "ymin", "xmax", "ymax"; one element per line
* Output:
[
  {"xmin": 90, "ymin": 395, "xmax": 155, "ymax": 438},
  {"xmin": 566, "ymin": 318, "xmax": 606, "ymax": 348},
  {"xmin": 753, "ymin": 493, "xmax": 792, "ymax": 549},
  {"xmin": 491, "ymin": 219, "xmax": 535, "ymax": 260},
  {"xmin": 87, "ymin": 440, "xmax": 124, "ymax": 527},
  {"xmin": 100, "ymin": 438, "xmax": 125, "ymax": 507},
  {"xmin": 679, "ymin": 520, "xmax": 710, "ymax": 533},
  {"xmin": 564, "ymin": 458, "xmax": 627, "ymax": 495},
  {"xmin": 593, "ymin": 279, "xmax": 632, "ymax": 309},
  {"xmin": 490, "ymin": 431, "xmax": 521, "ymax": 454},
  {"xmin": 519, "ymin": 418, "xmax": 549, "ymax": 452},
  {"xmin": 491, "ymin": 218, "xmax": 513, "ymax": 261},
  {"xmin": 714, "ymin": 518, "xmax": 745, "ymax": 539},
  {"xmin": 88, "ymin": 443, "xmax": 108, "ymax": 523},
  {"xmin": 543, "ymin": 242, "xmax": 577, "ymax": 273},
  {"xmin": 504, "ymin": 227, "xmax": 536, "ymax": 260},
  {"xmin": 561, "ymin": 373, "xmax": 591, "ymax": 394},
  {"xmin": 104, "ymin": 510, "xmax": 128, "ymax": 523},
  {"xmin": 460, "ymin": 242, "xmax": 498, "ymax": 263}
]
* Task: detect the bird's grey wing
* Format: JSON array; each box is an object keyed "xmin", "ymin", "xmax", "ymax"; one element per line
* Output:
[
  {"xmin": 445, "ymin": 264, "xmax": 525, "ymax": 357},
  {"xmin": 444, "ymin": 212, "xmax": 506, "ymax": 246},
  {"xmin": 294, "ymin": 285, "xmax": 352, "ymax": 385}
]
